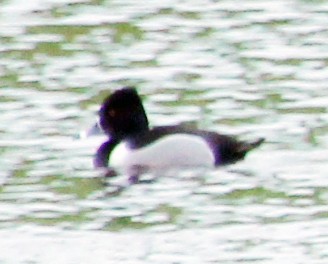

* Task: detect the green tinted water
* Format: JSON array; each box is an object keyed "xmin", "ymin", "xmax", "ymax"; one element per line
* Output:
[{"xmin": 1, "ymin": 0, "xmax": 328, "ymax": 263}]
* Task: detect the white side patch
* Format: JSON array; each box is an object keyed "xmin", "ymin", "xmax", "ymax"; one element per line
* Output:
[{"xmin": 109, "ymin": 134, "xmax": 215, "ymax": 169}]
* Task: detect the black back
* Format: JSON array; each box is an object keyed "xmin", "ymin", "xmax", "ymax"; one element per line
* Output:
[{"xmin": 126, "ymin": 125, "xmax": 264, "ymax": 166}]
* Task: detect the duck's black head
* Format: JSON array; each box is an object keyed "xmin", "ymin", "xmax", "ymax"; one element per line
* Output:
[{"xmin": 99, "ymin": 87, "xmax": 149, "ymax": 139}]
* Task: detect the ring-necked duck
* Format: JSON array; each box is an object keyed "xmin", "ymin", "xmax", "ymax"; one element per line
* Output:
[{"xmin": 94, "ymin": 87, "xmax": 264, "ymax": 172}]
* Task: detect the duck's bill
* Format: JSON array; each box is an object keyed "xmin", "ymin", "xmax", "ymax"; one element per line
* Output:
[{"xmin": 79, "ymin": 121, "xmax": 104, "ymax": 139}]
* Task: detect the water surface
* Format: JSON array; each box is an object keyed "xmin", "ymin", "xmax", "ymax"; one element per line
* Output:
[{"xmin": 1, "ymin": 0, "xmax": 328, "ymax": 263}]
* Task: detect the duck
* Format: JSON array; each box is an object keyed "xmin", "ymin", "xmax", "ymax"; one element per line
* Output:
[{"xmin": 94, "ymin": 87, "xmax": 264, "ymax": 173}]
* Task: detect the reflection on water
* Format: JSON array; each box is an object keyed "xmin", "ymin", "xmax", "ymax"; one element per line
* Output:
[{"xmin": 1, "ymin": 0, "xmax": 328, "ymax": 263}]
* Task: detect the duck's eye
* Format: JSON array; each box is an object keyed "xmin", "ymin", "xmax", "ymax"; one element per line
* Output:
[{"xmin": 108, "ymin": 110, "xmax": 116, "ymax": 117}]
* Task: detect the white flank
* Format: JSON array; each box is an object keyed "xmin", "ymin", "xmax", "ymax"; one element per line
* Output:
[{"xmin": 109, "ymin": 134, "xmax": 215, "ymax": 169}]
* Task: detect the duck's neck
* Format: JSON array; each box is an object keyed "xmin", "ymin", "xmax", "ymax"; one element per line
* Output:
[
  {"xmin": 113, "ymin": 111, "xmax": 149, "ymax": 140},
  {"xmin": 94, "ymin": 139, "xmax": 118, "ymax": 168}
]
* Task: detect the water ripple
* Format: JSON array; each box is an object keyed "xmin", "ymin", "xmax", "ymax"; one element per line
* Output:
[{"xmin": 1, "ymin": 0, "xmax": 328, "ymax": 263}]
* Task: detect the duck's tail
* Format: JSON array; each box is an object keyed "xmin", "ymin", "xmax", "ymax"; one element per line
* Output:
[
  {"xmin": 237, "ymin": 137, "xmax": 265, "ymax": 154},
  {"xmin": 218, "ymin": 137, "xmax": 265, "ymax": 165}
]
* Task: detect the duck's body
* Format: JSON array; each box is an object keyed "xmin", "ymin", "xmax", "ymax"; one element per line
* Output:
[
  {"xmin": 109, "ymin": 132, "xmax": 215, "ymax": 169},
  {"xmin": 94, "ymin": 87, "xmax": 264, "ymax": 171}
]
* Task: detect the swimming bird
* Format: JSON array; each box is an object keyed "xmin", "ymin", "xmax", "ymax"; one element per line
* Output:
[{"xmin": 94, "ymin": 87, "xmax": 264, "ymax": 173}]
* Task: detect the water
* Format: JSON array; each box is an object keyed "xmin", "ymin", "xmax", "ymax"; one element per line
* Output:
[{"xmin": 1, "ymin": 0, "xmax": 328, "ymax": 263}]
